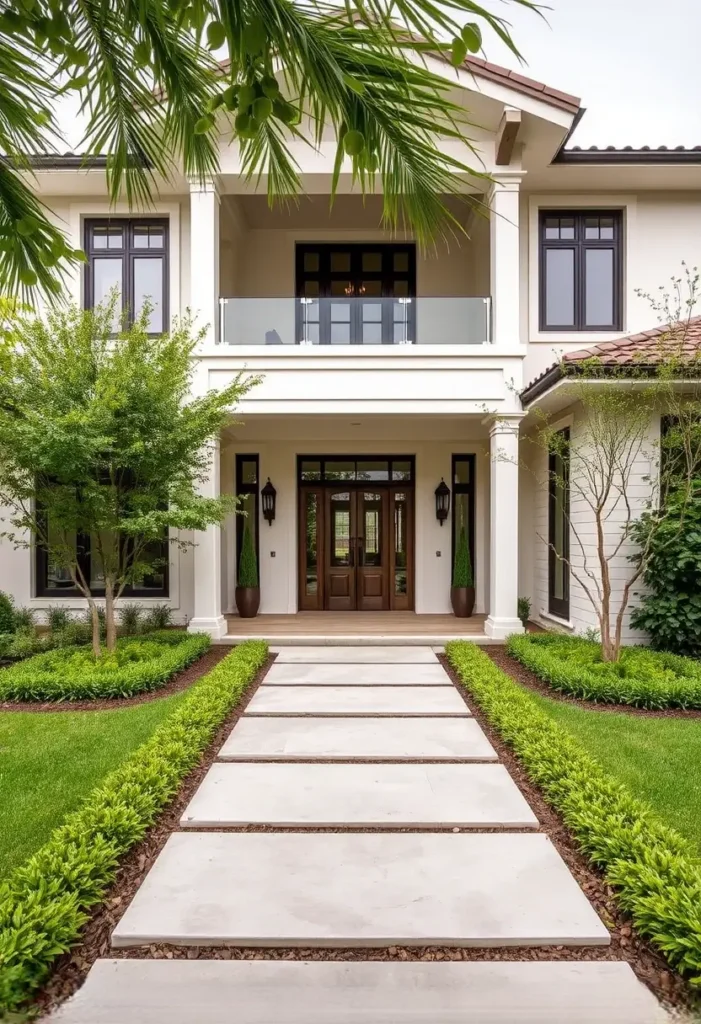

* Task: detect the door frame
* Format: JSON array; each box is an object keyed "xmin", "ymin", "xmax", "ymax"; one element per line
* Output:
[{"xmin": 296, "ymin": 455, "xmax": 415, "ymax": 612}]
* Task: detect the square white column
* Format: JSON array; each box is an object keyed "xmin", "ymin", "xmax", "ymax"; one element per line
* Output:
[
  {"xmin": 489, "ymin": 175, "xmax": 522, "ymax": 348},
  {"xmin": 188, "ymin": 435, "xmax": 227, "ymax": 638},
  {"xmin": 189, "ymin": 178, "xmax": 220, "ymax": 346},
  {"xmin": 486, "ymin": 417, "xmax": 525, "ymax": 639}
]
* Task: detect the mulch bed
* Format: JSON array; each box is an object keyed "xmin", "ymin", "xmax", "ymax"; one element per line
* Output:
[
  {"xmin": 486, "ymin": 645, "xmax": 701, "ymax": 719},
  {"xmin": 0, "ymin": 646, "xmax": 231, "ymax": 713}
]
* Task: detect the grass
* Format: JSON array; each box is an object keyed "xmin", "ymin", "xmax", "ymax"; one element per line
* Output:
[
  {"xmin": 533, "ymin": 692, "xmax": 701, "ymax": 855},
  {"xmin": 0, "ymin": 692, "xmax": 186, "ymax": 877}
]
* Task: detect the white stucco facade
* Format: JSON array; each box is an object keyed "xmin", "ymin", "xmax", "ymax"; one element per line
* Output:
[{"xmin": 3, "ymin": 55, "xmax": 700, "ymax": 641}]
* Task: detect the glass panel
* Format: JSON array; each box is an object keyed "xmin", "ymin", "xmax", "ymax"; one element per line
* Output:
[
  {"xmin": 544, "ymin": 248, "xmax": 575, "ymax": 326},
  {"xmin": 239, "ymin": 459, "xmax": 258, "ymax": 485},
  {"xmin": 362, "ymin": 252, "xmax": 382, "ymax": 272},
  {"xmin": 599, "ymin": 217, "xmax": 615, "ymax": 240},
  {"xmin": 93, "ymin": 258, "xmax": 123, "ymax": 330},
  {"xmin": 137, "ymin": 536, "xmax": 167, "ymax": 590},
  {"xmin": 92, "ymin": 225, "xmax": 124, "ymax": 250},
  {"xmin": 394, "ymin": 251, "xmax": 409, "ymax": 273},
  {"xmin": 356, "ymin": 460, "xmax": 389, "ymax": 481},
  {"xmin": 544, "ymin": 217, "xmax": 574, "ymax": 240},
  {"xmin": 133, "ymin": 225, "xmax": 150, "ymax": 248},
  {"xmin": 585, "ymin": 249, "xmax": 614, "ymax": 326},
  {"xmin": 325, "ymin": 461, "xmax": 355, "ymax": 481},
  {"xmin": 544, "ymin": 217, "xmax": 560, "ymax": 240},
  {"xmin": 362, "ymin": 303, "xmax": 382, "ymax": 322},
  {"xmin": 303, "ymin": 251, "xmax": 320, "ymax": 272},
  {"xmin": 330, "ymin": 251, "xmax": 351, "ymax": 273},
  {"xmin": 238, "ymin": 492, "xmax": 257, "ymax": 569},
  {"xmin": 559, "ymin": 217, "xmax": 575, "ymax": 239},
  {"xmin": 453, "ymin": 458, "xmax": 471, "ymax": 485},
  {"xmin": 361, "ymin": 320, "xmax": 382, "ymax": 345},
  {"xmin": 304, "ymin": 492, "xmax": 318, "ymax": 595},
  {"xmin": 392, "ymin": 460, "xmax": 412, "ymax": 481},
  {"xmin": 330, "ymin": 492, "xmax": 351, "ymax": 566},
  {"xmin": 330, "ymin": 322, "xmax": 351, "ymax": 344},
  {"xmin": 361, "ymin": 492, "xmax": 382, "ymax": 567},
  {"xmin": 89, "ymin": 530, "xmax": 119, "ymax": 589},
  {"xmin": 45, "ymin": 519, "xmax": 77, "ymax": 590},
  {"xmin": 302, "ymin": 280, "xmax": 319, "ymax": 297},
  {"xmin": 300, "ymin": 460, "xmax": 321, "ymax": 480},
  {"xmin": 148, "ymin": 228, "xmax": 164, "ymax": 249},
  {"xmin": 108, "ymin": 227, "xmax": 124, "ymax": 249},
  {"xmin": 331, "ymin": 280, "xmax": 352, "ymax": 297},
  {"xmin": 133, "ymin": 257, "xmax": 164, "ymax": 333},
  {"xmin": 394, "ymin": 491, "xmax": 408, "ymax": 595},
  {"xmin": 392, "ymin": 279, "xmax": 409, "ymax": 297},
  {"xmin": 359, "ymin": 281, "xmax": 381, "ymax": 298}
]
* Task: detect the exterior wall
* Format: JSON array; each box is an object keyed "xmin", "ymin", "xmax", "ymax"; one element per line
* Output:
[{"xmin": 525, "ymin": 403, "xmax": 658, "ymax": 643}]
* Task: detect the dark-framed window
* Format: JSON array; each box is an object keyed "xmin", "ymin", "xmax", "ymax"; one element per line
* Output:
[
  {"xmin": 84, "ymin": 218, "xmax": 169, "ymax": 333},
  {"xmin": 295, "ymin": 243, "xmax": 416, "ymax": 345},
  {"xmin": 548, "ymin": 428, "xmax": 570, "ymax": 619},
  {"xmin": 297, "ymin": 456, "xmax": 415, "ymax": 485},
  {"xmin": 539, "ymin": 211, "xmax": 622, "ymax": 331},
  {"xmin": 451, "ymin": 454, "xmax": 476, "ymax": 580},
  {"xmin": 236, "ymin": 455, "xmax": 259, "ymax": 576},
  {"xmin": 36, "ymin": 522, "xmax": 169, "ymax": 598}
]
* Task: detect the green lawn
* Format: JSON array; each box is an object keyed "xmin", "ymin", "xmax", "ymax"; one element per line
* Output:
[
  {"xmin": 534, "ymin": 693, "xmax": 701, "ymax": 853},
  {"xmin": 0, "ymin": 693, "xmax": 186, "ymax": 877}
]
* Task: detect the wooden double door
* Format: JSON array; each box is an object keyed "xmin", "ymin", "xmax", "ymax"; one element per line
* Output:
[{"xmin": 298, "ymin": 485, "xmax": 414, "ymax": 611}]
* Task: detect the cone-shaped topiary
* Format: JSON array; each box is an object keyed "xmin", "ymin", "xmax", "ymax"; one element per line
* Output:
[
  {"xmin": 452, "ymin": 527, "xmax": 473, "ymax": 588},
  {"xmin": 238, "ymin": 523, "xmax": 259, "ymax": 588}
]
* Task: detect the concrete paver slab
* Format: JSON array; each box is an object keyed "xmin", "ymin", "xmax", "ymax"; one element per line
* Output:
[
  {"xmin": 49, "ymin": 959, "xmax": 667, "ymax": 1024},
  {"xmin": 244, "ymin": 685, "xmax": 469, "ymax": 717},
  {"xmin": 218, "ymin": 716, "xmax": 497, "ymax": 761},
  {"xmin": 273, "ymin": 646, "xmax": 439, "ymax": 663},
  {"xmin": 180, "ymin": 763, "xmax": 538, "ymax": 828},
  {"xmin": 111, "ymin": 832, "xmax": 610, "ymax": 948},
  {"xmin": 263, "ymin": 662, "xmax": 449, "ymax": 685}
]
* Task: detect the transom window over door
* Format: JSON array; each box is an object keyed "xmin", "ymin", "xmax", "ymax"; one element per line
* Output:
[
  {"xmin": 296, "ymin": 243, "xmax": 416, "ymax": 345},
  {"xmin": 84, "ymin": 219, "xmax": 168, "ymax": 333},
  {"xmin": 539, "ymin": 211, "xmax": 622, "ymax": 331}
]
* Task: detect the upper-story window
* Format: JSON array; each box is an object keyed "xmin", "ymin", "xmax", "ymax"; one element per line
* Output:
[
  {"xmin": 84, "ymin": 219, "xmax": 168, "ymax": 333},
  {"xmin": 539, "ymin": 211, "xmax": 622, "ymax": 332}
]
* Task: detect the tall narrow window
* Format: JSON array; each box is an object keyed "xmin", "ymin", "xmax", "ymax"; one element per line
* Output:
[
  {"xmin": 85, "ymin": 219, "xmax": 168, "ymax": 332},
  {"xmin": 548, "ymin": 428, "xmax": 570, "ymax": 619},
  {"xmin": 451, "ymin": 455, "xmax": 476, "ymax": 581},
  {"xmin": 236, "ymin": 455, "xmax": 259, "ymax": 576}
]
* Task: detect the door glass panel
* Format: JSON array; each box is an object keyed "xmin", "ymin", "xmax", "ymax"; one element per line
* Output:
[
  {"xmin": 552, "ymin": 450, "xmax": 567, "ymax": 600},
  {"xmin": 133, "ymin": 256, "xmax": 164, "ymax": 332},
  {"xmin": 239, "ymin": 459, "xmax": 258, "ymax": 485},
  {"xmin": 393, "ymin": 251, "xmax": 409, "ymax": 272},
  {"xmin": 392, "ymin": 279, "xmax": 409, "ymax": 297},
  {"xmin": 303, "ymin": 251, "xmax": 320, "ymax": 273},
  {"xmin": 302, "ymin": 280, "xmax": 319, "ymax": 297},
  {"xmin": 330, "ymin": 301, "xmax": 351, "ymax": 344},
  {"xmin": 362, "ymin": 252, "xmax": 382, "ymax": 272},
  {"xmin": 394, "ymin": 492, "xmax": 408, "ymax": 595},
  {"xmin": 453, "ymin": 492, "xmax": 470, "ymax": 577},
  {"xmin": 357, "ymin": 460, "xmax": 389, "ymax": 481},
  {"xmin": 305, "ymin": 492, "xmax": 319, "ymax": 595},
  {"xmin": 330, "ymin": 251, "xmax": 351, "ymax": 273},
  {"xmin": 330, "ymin": 492, "xmax": 351, "ymax": 566},
  {"xmin": 585, "ymin": 248, "xmax": 614, "ymax": 326},
  {"xmin": 325, "ymin": 460, "xmax": 355, "ymax": 481},
  {"xmin": 361, "ymin": 300, "xmax": 382, "ymax": 344},
  {"xmin": 359, "ymin": 280, "xmax": 381, "ymax": 297},
  {"xmin": 361, "ymin": 492, "xmax": 382, "ymax": 567},
  {"xmin": 544, "ymin": 248, "xmax": 575, "ymax": 326},
  {"xmin": 330, "ymin": 280, "xmax": 352, "ymax": 297}
]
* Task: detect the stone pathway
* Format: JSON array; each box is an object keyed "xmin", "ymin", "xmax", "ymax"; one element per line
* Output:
[{"xmin": 51, "ymin": 646, "xmax": 667, "ymax": 1023}]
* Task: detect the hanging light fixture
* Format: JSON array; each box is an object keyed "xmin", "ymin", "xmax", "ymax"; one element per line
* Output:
[
  {"xmin": 434, "ymin": 478, "xmax": 450, "ymax": 526},
  {"xmin": 261, "ymin": 478, "xmax": 277, "ymax": 525}
]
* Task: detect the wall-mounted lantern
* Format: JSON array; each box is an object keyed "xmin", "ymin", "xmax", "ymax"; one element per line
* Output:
[
  {"xmin": 434, "ymin": 478, "xmax": 450, "ymax": 526},
  {"xmin": 261, "ymin": 478, "xmax": 277, "ymax": 525}
]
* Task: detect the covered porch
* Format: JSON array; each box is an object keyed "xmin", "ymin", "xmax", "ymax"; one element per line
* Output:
[{"xmin": 223, "ymin": 611, "xmax": 489, "ymax": 645}]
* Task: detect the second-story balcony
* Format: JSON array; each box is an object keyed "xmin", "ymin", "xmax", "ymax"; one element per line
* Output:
[{"xmin": 219, "ymin": 295, "xmax": 492, "ymax": 347}]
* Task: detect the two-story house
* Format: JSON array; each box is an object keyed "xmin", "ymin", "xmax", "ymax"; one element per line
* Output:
[{"xmin": 6, "ymin": 54, "xmax": 701, "ymax": 642}]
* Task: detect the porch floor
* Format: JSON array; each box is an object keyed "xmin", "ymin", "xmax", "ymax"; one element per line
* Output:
[{"xmin": 223, "ymin": 612, "xmax": 490, "ymax": 646}]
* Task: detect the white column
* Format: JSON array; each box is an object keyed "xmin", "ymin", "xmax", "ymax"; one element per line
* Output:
[
  {"xmin": 189, "ymin": 177, "xmax": 220, "ymax": 345},
  {"xmin": 188, "ymin": 435, "xmax": 227, "ymax": 638},
  {"xmin": 489, "ymin": 175, "xmax": 522, "ymax": 347},
  {"xmin": 486, "ymin": 416, "xmax": 525, "ymax": 638}
]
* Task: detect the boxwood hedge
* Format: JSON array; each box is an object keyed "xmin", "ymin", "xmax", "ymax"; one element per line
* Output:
[
  {"xmin": 0, "ymin": 639, "xmax": 268, "ymax": 1014},
  {"xmin": 0, "ymin": 631, "xmax": 210, "ymax": 702},
  {"xmin": 446, "ymin": 640, "xmax": 701, "ymax": 984},
  {"xmin": 507, "ymin": 632, "xmax": 701, "ymax": 710}
]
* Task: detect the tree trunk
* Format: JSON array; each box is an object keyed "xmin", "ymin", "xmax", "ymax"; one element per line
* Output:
[
  {"xmin": 87, "ymin": 598, "xmax": 102, "ymax": 658},
  {"xmin": 105, "ymin": 577, "xmax": 117, "ymax": 652}
]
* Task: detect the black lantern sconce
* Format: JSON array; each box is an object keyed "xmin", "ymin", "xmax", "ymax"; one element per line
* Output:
[
  {"xmin": 435, "ymin": 478, "xmax": 450, "ymax": 527},
  {"xmin": 261, "ymin": 478, "xmax": 277, "ymax": 526}
]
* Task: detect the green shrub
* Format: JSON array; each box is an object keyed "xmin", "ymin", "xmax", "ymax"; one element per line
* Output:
[
  {"xmin": 12, "ymin": 607, "xmax": 36, "ymax": 632},
  {"xmin": 0, "ymin": 639, "xmax": 268, "ymax": 1013},
  {"xmin": 50, "ymin": 619, "xmax": 93, "ymax": 649},
  {"xmin": 0, "ymin": 631, "xmax": 210, "ymax": 702},
  {"xmin": 630, "ymin": 493, "xmax": 701, "ymax": 658},
  {"xmin": 83, "ymin": 605, "xmax": 107, "ymax": 638},
  {"xmin": 46, "ymin": 605, "xmax": 71, "ymax": 634},
  {"xmin": 452, "ymin": 526, "xmax": 473, "ymax": 587},
  {"xmin": 0, "ymin": 591, "xmax": 16, "ymax": 634},
  {"xmin": 507, "ymin": 632, "xmax": 701, "ymax": 710},
  {"xmin": 237, "ymin": 522, "xmax": 258, "ymax": 588},
  {"xmin": 119, "ymin": 603, "xmax": 143, "ymax": 636},
  {"xmin": 517, "ymin": 596, "xmax": 531, "ymax": 625},
  {"xmin": 142, "ymin": 603, "xmax": 172, "ymax": 631},
  {"xmin": 445, "ymin": 640, "xmax": 701, "ymax": 983}
]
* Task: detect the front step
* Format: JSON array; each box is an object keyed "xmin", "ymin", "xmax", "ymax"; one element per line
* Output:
[
  {"xmin": 244, "ymin": 684, "xmax": 470, "ymax": 717},
  {"xmin": 49, "ymin": 959, "xmax": 668, "ymax": 1024},
  {"xmin": 111, "ymin": 832, "xmax": 610, "ymax": 949}
]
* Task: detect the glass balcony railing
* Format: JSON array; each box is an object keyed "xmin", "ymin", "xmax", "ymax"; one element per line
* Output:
[{"xmin": 219, "ymin": 296, "xmax": 492, "ymax": 346}]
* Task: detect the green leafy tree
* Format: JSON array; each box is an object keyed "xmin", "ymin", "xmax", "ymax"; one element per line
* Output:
[
  {"xmin": 237, "ymin": 522, "xmax": 258, "ymax": 588},
  {"xmin": 0, "ymin": 298, "xmax": 258, "ymax": 655},
  {"xmin": 452, "ymin": 526, "xmax": 473, "ymax": 587},
  {"xmin": 0, "ymin": 0, "xmax": 535, "ymax": 295}
]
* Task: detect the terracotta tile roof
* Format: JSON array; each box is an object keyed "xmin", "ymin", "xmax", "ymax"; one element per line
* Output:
[
  {"xmin": 461, "ymin": 55, "xmax": 580, "ymax": 113},
  {"xmin": 521, "ymin": 316, "xmax": 701, "ymax": 404}
]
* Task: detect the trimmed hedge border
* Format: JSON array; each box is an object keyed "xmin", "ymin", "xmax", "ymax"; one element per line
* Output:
[
  {"xmin": 0, "ymin": 639, "xmax": 268, "ymax": 1014},
  {"xmin": 445, "ymin": 640, "xmax": 701, "ymax": 984},
  {"xmin": 507, "ymin": 632, "xmax": 701, "ymax": 710},
  {"xmin": 0, "ymin": 631, "xmax": 211, "ymax": 702}
]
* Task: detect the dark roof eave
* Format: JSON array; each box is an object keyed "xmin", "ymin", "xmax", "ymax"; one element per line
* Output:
[
  {"xmin": 520, "ymin": 364, "xmax": 565, "ymax": 406},
  {"xmin": 554, "ymin": 148, "xmax": 701, "ymax": 165}
]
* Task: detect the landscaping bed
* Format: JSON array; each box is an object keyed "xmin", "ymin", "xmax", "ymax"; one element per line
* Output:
[
  {"xmin": 507, "ymin": 632, "xmax": 701, "ymax": 710},
  {"xmin": 0, "ymin": 631, "xmax": 210, "ymax": 702},
  {"xmin": 445, "ymin": 640, "xmax": 701, "ymax": 995},
  {"xmin": 0, "ymin": 640, "xmax": 269, "ymax": 1016}
]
